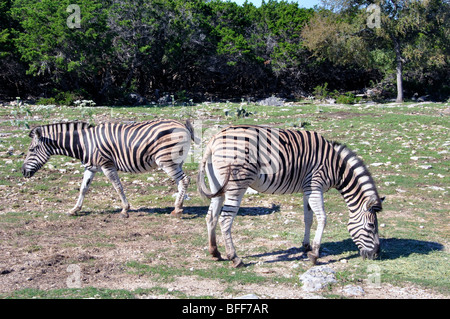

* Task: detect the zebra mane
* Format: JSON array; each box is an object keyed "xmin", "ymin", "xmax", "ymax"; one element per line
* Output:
[
  {"xmin": 332, "ymin": 140, "xmax": 381, "ymax": 206},
  {"xmin": 30, "ymin": 121, "xmax": 93, "ymax": 138}
]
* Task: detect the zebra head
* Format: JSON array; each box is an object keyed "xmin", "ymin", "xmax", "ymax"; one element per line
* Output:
[
  {"xmin": 22, "ymin": 126, "xmax": 50, "ymax": 178},
  {"xmin": 348, "ymin": 195, "xmax": 384, "ymax": 260}
]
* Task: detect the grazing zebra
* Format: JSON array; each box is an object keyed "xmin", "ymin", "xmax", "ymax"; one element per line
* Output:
[
  {"xmin": 197, "ymin": 125, "xmax": 384, "ymax": 267},
  {"xmin": 22, "ymin": 119, "xmax": 199, "ymax": 218}
]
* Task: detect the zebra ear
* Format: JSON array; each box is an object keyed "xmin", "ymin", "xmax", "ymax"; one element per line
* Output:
[
  {"xmin": 380, "ymin": 196, "xmax": 385, "ymax": 203},
  {"xmin": 365, "ymin": 195, "xmax": 379, "ymax": 211},
  {"xmin": 30, "ymin": 127, "xmax": 42, "ymax": 138}
]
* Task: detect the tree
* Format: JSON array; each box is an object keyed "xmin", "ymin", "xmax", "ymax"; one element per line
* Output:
[
  {"xmin": 11, "ymin": 0, "xmax": 109, "ymax": 98},
  {"xmin": 302, "ymin": 0, "xmax": 450, "ymax": 102}
]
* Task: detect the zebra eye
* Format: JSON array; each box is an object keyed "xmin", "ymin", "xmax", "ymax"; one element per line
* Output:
[{"xmin": 367, "ymin": 223, "xmax": 375, "ymax": 230}]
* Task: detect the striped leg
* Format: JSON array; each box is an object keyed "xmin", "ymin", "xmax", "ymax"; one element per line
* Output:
[
  {"xmin": 302, "ymin": 194, "xmax": 313, "ymax": 252},
  {"xmin": 101, "ymin": 166, "xmax": 130, "ymax": 218},
  {"xmin": 219, "ymin": 191, "xmax": 246, "ymax": 268},
  {"xmin": 206, "ymin": 196, "xmax": 225, "ymax": 260},
  {"xmin": 68, "ymin": 167, "xmax": 98, "ymax": 216},
  {"xmin": 304, "ymin": 189, "xmax": 327, "ymax": 265},
  {"xmin": 161, "ymin": 164, "xmax": 189, "ymax": 217}
]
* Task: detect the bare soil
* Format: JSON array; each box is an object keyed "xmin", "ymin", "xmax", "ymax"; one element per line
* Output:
[{"xmin": 0, "ymin": 202, "xmax": 446, "ymax": 299}]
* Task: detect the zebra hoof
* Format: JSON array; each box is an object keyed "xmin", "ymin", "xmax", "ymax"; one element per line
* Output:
[
  {"xmin": 307, "ymin": 251, "xmax": 318, "ymax": 265},
  {"xmin": 67, "ymin": 209, "xmax": 79, "ymax": 216},
  {"xmin": 303, "ymin": 243, "xmax": 312, "ymax": 252},
  {"xmin": 210, "ymin": 249, "xmax": 223, "ymax": 261},
  {"xmin": 119, "ymin": 212, "xmax": 129, "ymax": 218},
  {"xmin": 232, "ymin": 257, "xmax": 245, "ymax": 268},
  {"xmin": 170, "ymin": 209, "xmax": 183, "ymax": 218}
]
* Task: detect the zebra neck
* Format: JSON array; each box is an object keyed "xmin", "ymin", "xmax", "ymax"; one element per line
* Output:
[
  {"xmin": 44, "ymin": 122, "xmax": 89, "ymax": 161},
  {"xmin": 334, "ymin": 144, "xmax": 378, "ymax": 213}
]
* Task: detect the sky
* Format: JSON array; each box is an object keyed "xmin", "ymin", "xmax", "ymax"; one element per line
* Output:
[{"xmin": 231, "ymin": 0, "xmax": 322, "ymax": 8}]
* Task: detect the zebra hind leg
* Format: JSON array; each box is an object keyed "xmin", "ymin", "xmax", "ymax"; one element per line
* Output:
[
  {"xmin": 219, "ymin": 192, "xmax": 246, "ymax": 268},
  {"xmin": 160, "ymin": 164, "xmax": 189, "ymax": 218},
  {"xmin": 68, "ymin": 168, "xmax": 97, "ymax": 216},
  {"xmin": 101, "ymin": 166, "xmax": 130, "ymax": 218},
  {"xmin": 206, "ymin": 196, "xmax": 225, "ymax": 261},
  {"xmin": 171, "ymin": 174, "xmax": 190, "ymax": 218},
  {"xmin": 302, "ymin": 195, "xmax": 313, "ymax": 253}
]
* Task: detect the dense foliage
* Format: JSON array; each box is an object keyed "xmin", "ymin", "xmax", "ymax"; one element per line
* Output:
[{"xmin": 0, "ymin": 0, "xmax": 448, "ymax": 104}]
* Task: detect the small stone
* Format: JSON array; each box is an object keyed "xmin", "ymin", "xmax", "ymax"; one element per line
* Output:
[
  {"xmin": 427, "ymin": 186, "xmax": 444, "ymax": 191},
  {"xmin": 299, "ymin": 265, "xmax": 337, "ymax": 292},
  {"xmin": 245, "ymin": 188, "xmax": 258, "ymax": 194},
  {"xmin": 370, "ymin": 163, "xmax": 384, "ymax": 167},
  {"xmin": 342, "ymin": 284, "xmax": 365, "ymax": 296}
]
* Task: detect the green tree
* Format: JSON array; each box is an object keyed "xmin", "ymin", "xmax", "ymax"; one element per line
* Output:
[
  {"xmin": 11, "ymin": 0, "xmax": 109, "ymax": 98},
  {"xmin": 302, "ymin": 0, "xmax": 449, "ymax": 102}
]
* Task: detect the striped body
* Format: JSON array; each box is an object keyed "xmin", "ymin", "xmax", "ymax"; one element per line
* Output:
[
  {"xmin": 22, "ymin": 119, "xmax": 197, "ymax": 217},
  {"xmin": 198, "ymin": 125, "xmax": 384, "ymax": 266}
]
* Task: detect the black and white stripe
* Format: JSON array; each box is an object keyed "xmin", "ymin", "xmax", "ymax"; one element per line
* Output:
[
  {"xmin": 198, "ymin": 125, "xmax": 384, "ymax": 267},
  {"xmin": 22, "ymin": 120, "xmax": 198, "ymax": 218}
]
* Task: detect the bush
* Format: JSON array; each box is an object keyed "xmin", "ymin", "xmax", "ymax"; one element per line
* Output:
[
  {"xmin": 335, "ymin": 92, "xmax": 361, "ymax": 104},
  {"xmin": 313, "ymin": 83, "xmax": 330, "ymax": 100}
]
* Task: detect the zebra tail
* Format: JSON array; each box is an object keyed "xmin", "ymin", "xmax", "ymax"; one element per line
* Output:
[
  {"xmin": 197, "ymin": 146, "xmax": 231, "ymax": 199},
  {"xmin": 185, "ymin": 119, "xmax": 201, "ymax": 145}
]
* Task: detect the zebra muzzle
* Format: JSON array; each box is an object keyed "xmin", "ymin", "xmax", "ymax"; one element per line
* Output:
[
  {"xmin": 360, "ymin": 243, "xmax": 380, "ymax": 260},
  {"xmin": 22, "ymin": 165, "xmax": 35, "ymax": 178}
]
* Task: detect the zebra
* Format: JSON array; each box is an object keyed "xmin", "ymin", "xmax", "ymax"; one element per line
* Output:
[
  {"xmin": 197, "ymin": 125, "xmax": 384, "ymax": 267},
  {"xmin": 22, "ymin": 119, "xmax": 199, "ymax": 218}
]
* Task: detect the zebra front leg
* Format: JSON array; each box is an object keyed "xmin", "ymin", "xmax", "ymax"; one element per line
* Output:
[
  {"xmin": 305, "ymin": 190, "xmax": 327, "ymax": 265},
  {"xmin": 206, "ymin": 196, "xmax": 225, "ymax": 261},
  {"xmin": 101, "ymin": 166, "xmax": 130, "ymax": 218},
  {"xmin": 68, "ymin": 168, "xmax": 97, "ymax": 216}
]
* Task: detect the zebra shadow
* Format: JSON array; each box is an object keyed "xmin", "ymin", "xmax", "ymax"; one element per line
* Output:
[
  {"xmin": 129, "ymin": 203, "xmax": 280, "ymax": 218},
  {"xmin": 243, "ymin": 237, "xmax": 444, "ymax": 265},
  {"xmin": 378, "ymin": 237, "xmax": 444, "ymax": 260}
]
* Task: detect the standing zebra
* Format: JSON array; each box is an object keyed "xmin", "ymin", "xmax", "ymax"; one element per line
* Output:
[
  {"xmin": 198, "ymin": 125, "xmax": 384, "ymax": 267},
  {"xmin": 22, "ymin": 119, "xmax": 199, "ymax": 218}
]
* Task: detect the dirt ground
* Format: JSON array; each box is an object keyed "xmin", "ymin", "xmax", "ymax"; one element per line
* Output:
[{"xmin": 0, "ymin": 205, "xmax": 446, "ymax": 299}]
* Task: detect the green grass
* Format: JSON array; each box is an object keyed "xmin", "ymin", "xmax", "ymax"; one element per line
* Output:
[
  {"xmin": 1, "ymin": 100, "xmax": 449, "ymax": 298},
  {"xmin": 1, "ymin": 287, "xmax": 136, "ymax": 299}
]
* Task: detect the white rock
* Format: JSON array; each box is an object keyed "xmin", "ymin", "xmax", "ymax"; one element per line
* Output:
[
  {"xmin": 370, "ymin": 163, "xmax": 384, "ymax": 167},
  {"xmin": 171, "ymin": 193, "xmax": 191, "ymax": 200},
  {"xmin": 245, "ymin": 187, "xmax": 258, "ymax": 194},
  {"xmin": 299, "ymin": 266, "xmax": 337, "ymax": 292},
  {"xmin": 428, "ymin": 186, "xmax": 444, "ymax": 191},
  {"xmin": 342, "ymin": 285, "xmax": 365, "ymax": 296}
]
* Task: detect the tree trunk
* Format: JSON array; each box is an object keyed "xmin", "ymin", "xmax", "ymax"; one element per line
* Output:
[{"xmin": 393, "ymin": 37, "xmax": 404, "ymax": 103}]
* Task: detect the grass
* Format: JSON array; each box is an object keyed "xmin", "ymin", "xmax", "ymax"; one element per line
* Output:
[
  {"xmin": 3, "ymin": 287, "xmax": 136, "ymax": 299},
  {"xmin": 0, "ymin": 99, "xmax": 448, "ymax": 298}
]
